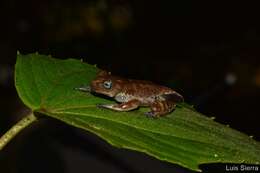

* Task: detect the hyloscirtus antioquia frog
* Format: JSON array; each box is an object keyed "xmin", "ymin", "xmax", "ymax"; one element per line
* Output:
[{"xmin": 75, "ymin": 70, "xmax": 184, "ymax": 118}]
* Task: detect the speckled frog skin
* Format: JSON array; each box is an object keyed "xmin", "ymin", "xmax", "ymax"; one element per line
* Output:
[{"xmin": 76, "ymin": 70, "xmax": 184, "ymax": 118}]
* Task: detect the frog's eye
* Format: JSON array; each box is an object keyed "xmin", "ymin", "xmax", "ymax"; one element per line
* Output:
[{"xmin": 103, "ymin": 80, "xmax": 112, "ymax": 89}]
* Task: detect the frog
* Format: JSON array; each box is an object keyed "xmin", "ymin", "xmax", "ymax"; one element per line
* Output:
[{"xmin": 75, "ymin": 70, "xmax": 184, "ymax": 118}]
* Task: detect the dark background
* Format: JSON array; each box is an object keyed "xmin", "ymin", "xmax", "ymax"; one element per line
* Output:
[{"xmin": 0, "ymin": 1, "xmax": 260, "ymax": 173}]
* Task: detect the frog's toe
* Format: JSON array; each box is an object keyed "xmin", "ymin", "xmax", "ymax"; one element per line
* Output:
[
  {"xmin": 96, "ymin": 103, "xmax": 116, "ymax": 110},
  {"xmin": 96, "ymin": 103, "xmax": 106, "ymax": 108},
  {"xmin": 144, "ymin": 111, "xmax": 158, "ymax": 119}
]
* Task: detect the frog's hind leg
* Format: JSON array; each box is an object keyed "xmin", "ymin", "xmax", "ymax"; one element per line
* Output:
[
  {"xmin": 145, "ymin": 100, "xmax": 176, "ymax": 118},
  {"xmin": 97, "ymin": 99, "xmax": 141, "ymax": 111},
  {"xmin": 145, "ymin": 92, "xmax": 183, "ymax": 118}
]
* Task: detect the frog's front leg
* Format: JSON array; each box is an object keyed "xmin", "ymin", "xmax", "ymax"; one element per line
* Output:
[
  {"xmin": 98, "ymin": 99, "xmax": 141, "ymax": 111},
  {"xmin": 145, "ymin": 100, "xmax": 176, "ymax": 118}
]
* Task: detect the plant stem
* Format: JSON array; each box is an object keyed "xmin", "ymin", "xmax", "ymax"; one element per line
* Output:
[{"xmin": 0, "ymin": 113, "xmax": 37, "ymax": 151}]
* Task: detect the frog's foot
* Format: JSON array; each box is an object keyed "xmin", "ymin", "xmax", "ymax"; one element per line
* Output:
[
  {"xmin": 74, "ymin": 85, "xmax": 91, "ymax": 92},
  {"xmin": 97, "ymin": 100, "xmax": 140, "ymax": 112},
  {"xmin": 97, "ymin": 103, "xmax": 119, "ymax": 110},
  {"xmin": 144, "ymin": 111, "xmax": 159, "ymax": 119},
  {"xmin": 96, "ymin": 103, "xmax": 108, "ymax": 109}
]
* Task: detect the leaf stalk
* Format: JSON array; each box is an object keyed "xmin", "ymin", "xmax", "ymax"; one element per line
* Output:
[{"xmin": 0, "ymin": 113, "xmax": 37, "ymax": 151}]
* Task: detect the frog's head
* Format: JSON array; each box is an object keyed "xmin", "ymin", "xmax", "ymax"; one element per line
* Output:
[{"xmin": 90, "ymin": 70, "xmax": 123, "ymax": 97}]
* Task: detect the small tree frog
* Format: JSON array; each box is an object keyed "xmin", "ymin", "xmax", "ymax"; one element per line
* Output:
[{"xmin": 75, "ymin": 70, "xmax": 184, "ymax": 118}]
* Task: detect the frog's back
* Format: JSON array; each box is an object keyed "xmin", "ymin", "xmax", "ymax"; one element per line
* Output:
[{"xmin": 120, "ymin": 79, "xmax": 179, "ymax": 104}]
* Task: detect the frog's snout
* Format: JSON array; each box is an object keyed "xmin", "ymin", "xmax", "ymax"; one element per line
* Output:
[{"xmin": 74, "ymin": 85, "xmax": 91, "ymax": 92}]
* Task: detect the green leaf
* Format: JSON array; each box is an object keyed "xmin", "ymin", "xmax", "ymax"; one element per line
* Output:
[{"xmin": 15, "ymin": 53, "xmax": 260, "ymax": 171}]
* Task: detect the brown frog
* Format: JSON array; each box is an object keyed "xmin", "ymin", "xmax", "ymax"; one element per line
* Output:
[{"xmin": 75, "ymin": 70, "xmax": 184, "ymax": 118}]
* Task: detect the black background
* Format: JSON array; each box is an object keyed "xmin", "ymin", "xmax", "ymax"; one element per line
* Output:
[{"xmin": 0, "ymin": 1, "xmax": 259, "ymax": 173}]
